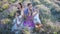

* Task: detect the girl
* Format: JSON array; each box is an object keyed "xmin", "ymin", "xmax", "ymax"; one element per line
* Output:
[
  {"xmin": 11, "ymin": 10, "xmax": 21, "ymax": 34},
  {"xmin": 12, "ymin": 3, "xmax": 24, "ymax": 34},
  {"xmin": 33, "ymin": 6, "xmax": 42, "ymax": 32}
]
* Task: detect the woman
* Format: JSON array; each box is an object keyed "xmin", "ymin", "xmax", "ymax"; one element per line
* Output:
[
  {"xmin": 17, "ymin": 3, "xmax": 24, "ymax": 16},
  {"xmin": 23, "ymin": 3, "xmax": 35, "ymax": 34}
]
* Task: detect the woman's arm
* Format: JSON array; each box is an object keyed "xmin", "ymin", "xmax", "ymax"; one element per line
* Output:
[{"xmin": 32, "ymin": 11, "xmax": 38, "ymax": 17}]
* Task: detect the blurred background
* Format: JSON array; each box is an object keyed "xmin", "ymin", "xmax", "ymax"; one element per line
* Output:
[{"xmin": 0, "ymin": 0, "xmax": 60, "ymax": 34}]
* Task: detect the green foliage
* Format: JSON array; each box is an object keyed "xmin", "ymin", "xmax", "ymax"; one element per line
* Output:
[
  {"xmin": 0, "ymin": 18, "xmax": 12, "ymax": 34},
  {"xmin": 19, "ymin": 0, "xmax": 24, "ymax": 3},
  {"xmin": 1, "ymin": 18, "xmax": 11, "ymax": 24},
  {"xmin": 0, "ymin": 1, "xmax": 2, "ymax": 5},
  {"xmin": 9, "ymin": 9, "xmax": 16, "ymax": 18},
  {"xmin": 54, "ymin": 32, "xmax": 57, "ymax": 34},
  {"xmin": 10, "ymin": 0, "xmax": 16, "ymax": 2},
  {"xmin": 2, "ymin": 10, "xmax": 9, "ymax": 18},
  {"xmin": 8, "ymin": 0, "xmax": 16, "ymax": 4},
  {"xmin": 0, "ymin": 8, "xmax": 3, "ymax": 12},
  {"xmin": 32, "ymin": 0, "xmax": 41, "ymax": 6},
  {"xmin": 50, "ymin": 15, "xmax": 56, "ymax": 22},
  {"xmin": 9, "ymin": 11, "xmax": 15, "ymax": 17},
  {"xmin": 2, "ymin": 3, "xmax": 9, "ymax": 10}
]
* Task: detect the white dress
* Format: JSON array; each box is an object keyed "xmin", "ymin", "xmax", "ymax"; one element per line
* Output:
[
  {"xmin": 11, "ymin": 15, "xmax": 23, "ymax": 31},
  {"xmin": 34, "ymin": 12, "xmax": 41, "ymax": 24}
]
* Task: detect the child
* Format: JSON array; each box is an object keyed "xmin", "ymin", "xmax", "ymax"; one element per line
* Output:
[
  {"xmin": 11, "ymin": 10, "xmax": 23, "ymax": 34},
  {"xmin": 33, "ymin": 7, "xmax": 42, "ymax": 31}
]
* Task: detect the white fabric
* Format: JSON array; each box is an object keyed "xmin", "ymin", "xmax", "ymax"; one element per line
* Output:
[
  {"xmin": 34, "ymin": 13, "xmax": 41, "ymax": 24},
  {"xmin": 12, "ymin": 15, "xmax": 23, "ymax": 31}
]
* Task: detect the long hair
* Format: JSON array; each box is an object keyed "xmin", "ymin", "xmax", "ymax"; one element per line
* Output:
[
  {"xmin": 27, "ymin": 3, "xmax": 31, "ymax": 6},
  {"xmin": 18, "ymin": 3, "xmax": 23, "ymax": 9}
]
